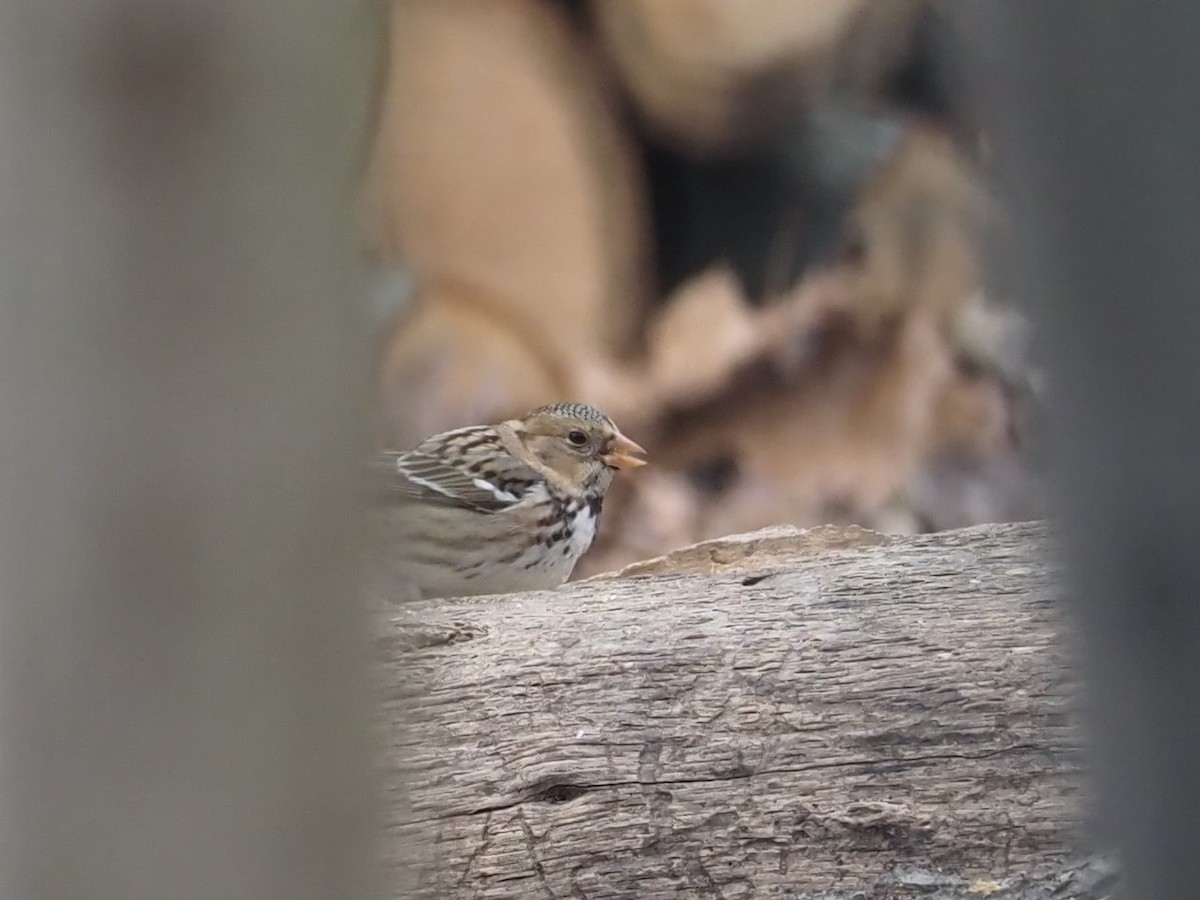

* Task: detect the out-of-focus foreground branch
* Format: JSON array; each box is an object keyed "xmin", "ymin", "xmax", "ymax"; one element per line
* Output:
[
  {"xmin": 0, "ymin": 4, "xmax": 376, "ymax": 899},
  {"xmin": 954, "ymin": 6, "xmax": 1200, "ymax": 900}
]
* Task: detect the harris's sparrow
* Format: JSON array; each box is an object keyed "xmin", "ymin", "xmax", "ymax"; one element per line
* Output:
[{"xmin": 373, "ymin": 402, "xmax": 646, "ymax": 600}]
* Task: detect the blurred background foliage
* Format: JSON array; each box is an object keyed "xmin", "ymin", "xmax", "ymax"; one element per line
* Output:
[{"xmin": 362, "ymin": 0, "xmax": 1042, "ymax": 575}]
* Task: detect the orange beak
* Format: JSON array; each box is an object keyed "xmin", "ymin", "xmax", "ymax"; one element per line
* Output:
[{"xmin": 601, "ymin": 431, "xmax": 648, "ymax": 470}]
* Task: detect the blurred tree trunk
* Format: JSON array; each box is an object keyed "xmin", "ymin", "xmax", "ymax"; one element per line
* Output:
[{"xmin": 0, "ymin": 3, "xmax": 377, "ymax": 899}]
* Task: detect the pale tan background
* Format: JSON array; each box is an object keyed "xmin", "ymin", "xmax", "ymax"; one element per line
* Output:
[{"xmin": 363, "ymin": 0, "xmax": 1041, "ymax": 577}]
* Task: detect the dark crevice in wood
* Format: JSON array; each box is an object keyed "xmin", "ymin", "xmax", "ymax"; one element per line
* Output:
[
  {"xmin": 740, "ymin": 572, "xmax": 773, "ymax": 586},
  {"xmin": 424, "ymin": 741, "xmax": 1058, "ymax": 826},
  {"xmin": 528, "ymin": 782, "xmax": 592, "ymax": 804}
]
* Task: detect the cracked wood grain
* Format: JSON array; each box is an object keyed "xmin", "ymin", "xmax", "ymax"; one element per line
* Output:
[{"xmin": 378, "ymin": 521, "xmax": 1097, "ymax": 899}]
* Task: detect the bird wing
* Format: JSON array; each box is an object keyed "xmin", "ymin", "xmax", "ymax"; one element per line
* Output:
[{"xmin": 375, "ymin": 428, "xmax": 541, "ymax": 513}]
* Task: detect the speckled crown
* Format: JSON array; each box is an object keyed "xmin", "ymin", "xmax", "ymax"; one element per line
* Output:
[{"xmin": 526, "ymin": 402, "xmax": 614, "ymax": 427}]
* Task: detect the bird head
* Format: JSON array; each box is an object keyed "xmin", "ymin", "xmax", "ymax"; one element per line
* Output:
[{"xmin": 505, "ymin": 402, "xmax": 646, "ymax": 494}]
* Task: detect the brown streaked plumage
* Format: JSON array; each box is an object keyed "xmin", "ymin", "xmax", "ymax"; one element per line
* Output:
[{"xmin": 371, "ymin": 402, "xmax": 645, "ymax": 600}]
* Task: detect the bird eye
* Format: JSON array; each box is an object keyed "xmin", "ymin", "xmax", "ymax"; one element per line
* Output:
[{"xmin": 567, "ymin": 430, "xmax": 588, "ymax": 447}]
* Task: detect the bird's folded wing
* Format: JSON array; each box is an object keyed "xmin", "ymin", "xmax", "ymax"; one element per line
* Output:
[{"xmin": 374, "ymin": 449, "xmax": 538, "ymax": 513}]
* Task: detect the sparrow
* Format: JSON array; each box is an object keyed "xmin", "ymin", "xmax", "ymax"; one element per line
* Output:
[{"xmin": 373, "ymin": 402, "xmax": 646, "ymax": 600}]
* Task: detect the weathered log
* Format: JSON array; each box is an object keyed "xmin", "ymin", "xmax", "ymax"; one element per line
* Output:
[{"xmin": 379, "ymin": 521, "xmax": 1106, "ymax": 899}]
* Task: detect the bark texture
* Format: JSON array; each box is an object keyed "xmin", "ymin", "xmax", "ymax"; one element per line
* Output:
[{"xmin": 380, "ymin": 521, "xmax": 1107, "ymax": 899}]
